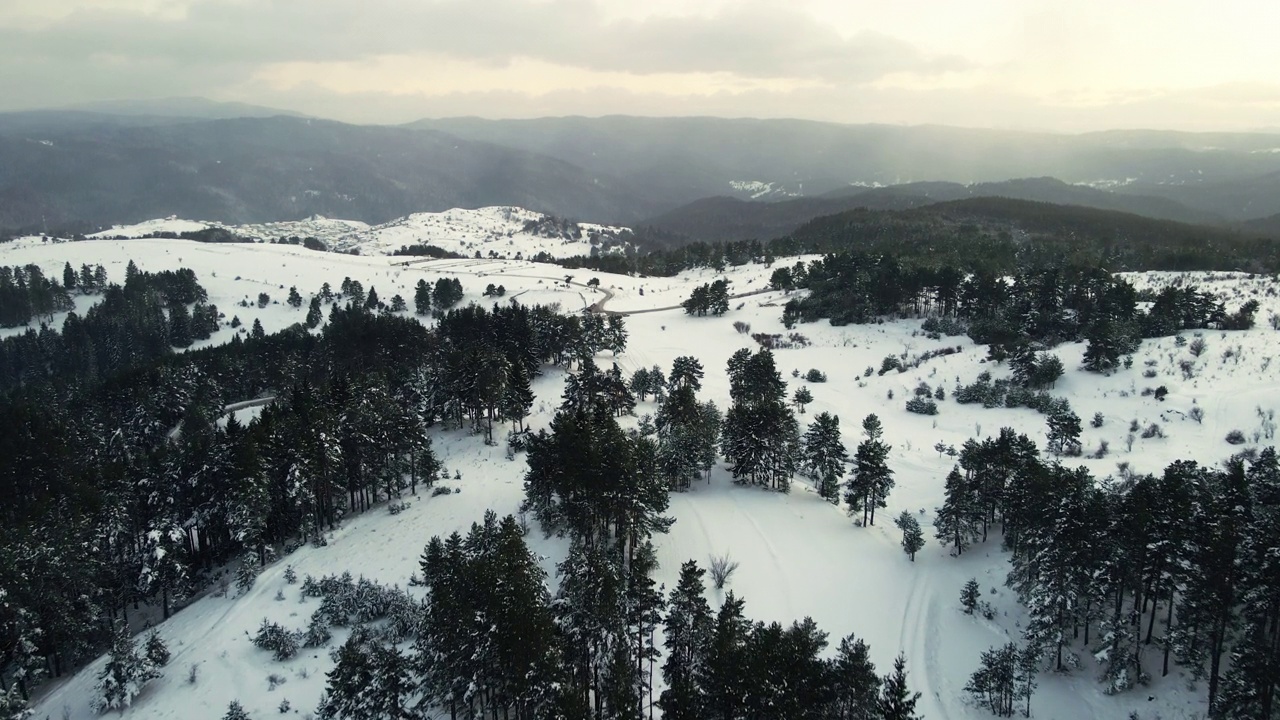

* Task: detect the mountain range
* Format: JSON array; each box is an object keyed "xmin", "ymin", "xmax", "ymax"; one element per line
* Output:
[{"xmin": 2, "ymin": 100, "xmax": 1280, "ymax": 240}]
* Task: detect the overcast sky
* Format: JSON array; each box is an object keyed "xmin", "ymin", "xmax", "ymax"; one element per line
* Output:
[{"xmin": 2, "ymin": 0, "xmax": 1278, "ymax": 132}]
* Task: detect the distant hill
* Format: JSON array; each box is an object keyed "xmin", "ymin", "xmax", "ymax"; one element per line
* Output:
[
  {"xmin": 1240, "ymin": 212, "xmax": 1280, "ymax": 238},
  {"xmin": 782, "ymin": 197, "xmax": 1279, "ymax": 272},
  {"xmin": 642, "ymin": 177, "xmax": 1221, "ymax": 243},
  {"xmin": 1115, "ymin": 170, "xmax": 1280, "ymax": 222},
  {"xmin": 0, "ymin": 115, "xmax": 650, "ymax": 229},
  {"xmin": 409, "ymin": 116, "xmax": 1280, "ymax": 212},
  {"xmin": 62, "ymin": 97, "xmax": 308, "ymax": 120}
]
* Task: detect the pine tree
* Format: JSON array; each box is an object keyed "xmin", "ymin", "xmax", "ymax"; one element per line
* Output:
[
  {"xmin": 1045, "ymin": 410, "xmax": 1082, "ymax": 456},
  {"xmin": 894, "ymin": 510, "xmax": 925, "ymax": 561},
  {"xmin": 414, "ymin": 278, "xmax": 432, "ymax": 315},
  {"xmin": 287, "ymin": 286, "xmax": 303, "ymax": 308},
  {"xmin": 222, "ymin": 700, "xmax": 251, "ymax": 720},
  {"xmin": 91, "ymin": 623, "xmax": 161, "ymax": 713},
  {"xmin": 364, "ymin": 286, "xmax": 380, "ymax": 311},
  {"xmin": 168, "ymin": 302, "xmax": 193, "ymax": 347},
  {"xmin": 700, "ymin": 592, "xmax": 751, "ymax": 720},
  {"xmin": 879, "ymin": 653, "xmax": 923, "ymax": 720},
  {"xmin": 305, "ymin": 295, "xmax": 323, "ymax": 329},
  {"xmin": 846, "ymin": 414, "xmax": 893, "ymax": 525},
  {"xmin": 1215, "ymin": 448, "xmax": 1280, "ymax": 720},
  {"xmin": 793, "ymin": 386, "xmax": 813, "ymax": 414},
  {"xmin": 935, "ymin": 467, "xmax": 981, "ymax": 555},
  {"xmin": 829, "ymin": 633, "xmax": 880, "ymax": 720},
  {"xmin": 62, "ymin": 261, "xmax": 76, "ymax": 292},
  {"xmin": 0, "ymin": 685, "xmax": 31, "ymax": 720},
  {"xmin": 802, "ymin": 412, "xmax": 847, "ymax": 503},
  {"xmin": 961, "ymin": 578, "xmax": 981, "ymax": 614},
  {"xmin": 660, "ymin": 562, "xmax": 713, "ymax": 720},
  {"xmin": 144, "ymin": 630, "xmax": 170, "ymax": 667},
  {"xmin": 389, "ymin": 294, "xmax": 407, "ymax": 312}
]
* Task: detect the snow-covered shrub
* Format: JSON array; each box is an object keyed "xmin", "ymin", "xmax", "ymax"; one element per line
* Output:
[
  {"xmin": 905, "ymin": 397, "xmax": 938, "ymax": 415},
  {"xmin": 283, "ymin": 565, "xmax": 297, "ymax": 584},
  {"xmin": 1189, "ymin": 337, "xmax": 1207, "ymax": 357},
  {"xmin": 223, "ymin": 700, "xmax": 250, "ymax": 720},
  {"xmin": 804, "ymin": 368, "xmax": 827, "ymax": 383},
  {"xmin": 1189, "ymin": 406, "xmax": 1204, "ymax": 424},
  {"xmin": 1141, "ymin": 423, "xmax": 1163, "ymax": 439},
  {"xmin": 1226, "ymin": 429, "xmax": 1247, "ymax": 445},
  {"xmin": 1091, "ymin": 412, "xmax": 1105, "ymax": 428},
  {"xmin": 251, "ymin": 619, "xmax": 303, "ymax": 661}
]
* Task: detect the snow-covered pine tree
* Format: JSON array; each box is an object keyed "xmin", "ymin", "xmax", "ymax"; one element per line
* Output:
[
  {"xmin": 1215, "ymin": 448, "xmax": 1280, "ymax": 719},
  {"xmin": 143, "ymin": 630, "xmax": 169, "ymax": 667},
  {"xmin": 699, "ymin": 592, "xmax": 751, "ymax": 720},
  {"xmin": 961, "ymin": 578, "xmax": 981, "ymax": 614},
  {"xmin": 847, "ymin": 414, "xmax": 893, "ymax": 525},
  {"xmin": 965, "ymin": 643, "xmax": 1018, "ymax": 717},
  {"xmin": 934, "ymin": 467, "xmax": 981, "ymax": 555},
  {"xmin": 0, "ymin": 685, "xmax": 32, "ymax": 720},
  {"xmin": 91, "ymin": 623, "xmax": 161, "ymax": 713},
  {"xmin": 1170, "ymin": 458, "xmax": 1250, "ymax": 713},
  {"xmin": 660, "ymin": 561, "xmax": 713, "ymax": 720},
  {"xmin": 413, "ymin": 278, "xmax": 432, "ymax": 315},
  {"xmin": 829, "ymin": 633, "xmax": 880, "ymax": 720},
  {"xmin": 894, "ymin": 510, "xmax": 925, "ymax": 561},
  {"xmin": 802, "ymin": 412, "xmax": 847, "ymax": 503},
  {"xmin": 222, "ymin": 700, "xmax": 251, "ymax": 720},
  {"xmin": 878, "ymin": 653, "xmax": 923, "ymax": 720}
]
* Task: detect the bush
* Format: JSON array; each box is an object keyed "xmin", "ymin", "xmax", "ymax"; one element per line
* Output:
[
  {"xmin": 1189, "ymin": 337, "xmax": 1207, "ymax": 357},
  {"xmin": 804, "ymin": 368, "xmax": 828, "ymax": 383},
  {"xmin": 709, "ymin": 553, "xmax": 740, "ymax": 590},
  {"xmin": 1141, "ymin": 423, "xmax": 1163, "ymax": 439},
  {"xmin": 1090, "ymin": 412, "xmax": 1104, "ymax": 428},
  {"xmin": 1189, "ymin": 406, "xmax": 1204, "ymax": 424},
  {"xmin": 1226, "ymin": 429, "xmax": 1247, "ymax": 445},
  {"xmin": 1154, "ymin": 386, "xmax": 1168, "ymax": 401},
  {"xmin": 733, "ymin": 320, "xmax": 751, "ymax": 334},
  {"xmin": 905, "ymin": 397, "xmax": 939, "ymax": 415},
  {"xmin": 878, "ymin": 355, "xmax": 903, "ymax": 375}
]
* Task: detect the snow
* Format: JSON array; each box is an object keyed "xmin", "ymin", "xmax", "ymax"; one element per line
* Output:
[
  {"xmin": 86, "ymin": 206, "xmax": 632, "ymax": 260},
  {"xmin": 6, "ymin": 233, "xmax": 1270, "ymax": 720}
]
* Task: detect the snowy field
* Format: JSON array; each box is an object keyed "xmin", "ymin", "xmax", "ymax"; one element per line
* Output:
[
  {"xmin": 7, "ymin": 228, "xmax": 1279, "ymax": 720},
  {"xmin": 87, "ymin": 206, "xmax": 632, "ymax": 260}
]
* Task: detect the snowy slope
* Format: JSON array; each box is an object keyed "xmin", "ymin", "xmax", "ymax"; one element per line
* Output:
[
  {"xmin": 88, "ymin": 206, "xmax": 632, "ymax": 260},
  {"xmin": 5, "ymin": 238, "xmax": 1270, "ymax": 719}
]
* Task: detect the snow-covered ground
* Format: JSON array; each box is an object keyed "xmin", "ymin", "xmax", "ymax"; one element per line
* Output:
[
  {"xmin": 87, "ymin": 206, "xmax": 632, "ymax": 260},
  {"xmin": 6, "ymin": 234, "xmax": 1274, "ymax": 720}
]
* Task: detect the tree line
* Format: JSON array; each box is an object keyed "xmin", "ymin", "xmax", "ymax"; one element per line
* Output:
[{"xmin": 0, "ymin": 263, "xmax": 627, "ymax": 714}]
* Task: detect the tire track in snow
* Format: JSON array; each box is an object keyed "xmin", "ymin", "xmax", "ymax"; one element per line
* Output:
[{"xmin": 899, "ymin": 566, "xmax": 953, "ymax": 720}]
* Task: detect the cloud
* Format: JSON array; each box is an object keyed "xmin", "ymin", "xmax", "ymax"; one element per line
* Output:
[
  {"xmin": 0, "ymin": 0, "xmax": 961, "ymax": 81},
  {"xmin": 0, "ymin": 0, "xmax": 1275, "ymax": 132}
]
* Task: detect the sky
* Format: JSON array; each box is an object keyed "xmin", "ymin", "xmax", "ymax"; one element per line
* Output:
[{"xmin": 1, "ymin": 0, "xmax": 1278, "ymax": 132}]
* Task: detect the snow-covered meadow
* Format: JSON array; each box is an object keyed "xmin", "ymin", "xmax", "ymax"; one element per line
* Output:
[{"xmin": 7, "ymin": 224, "xmax": 1279, "ymax": 720}]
